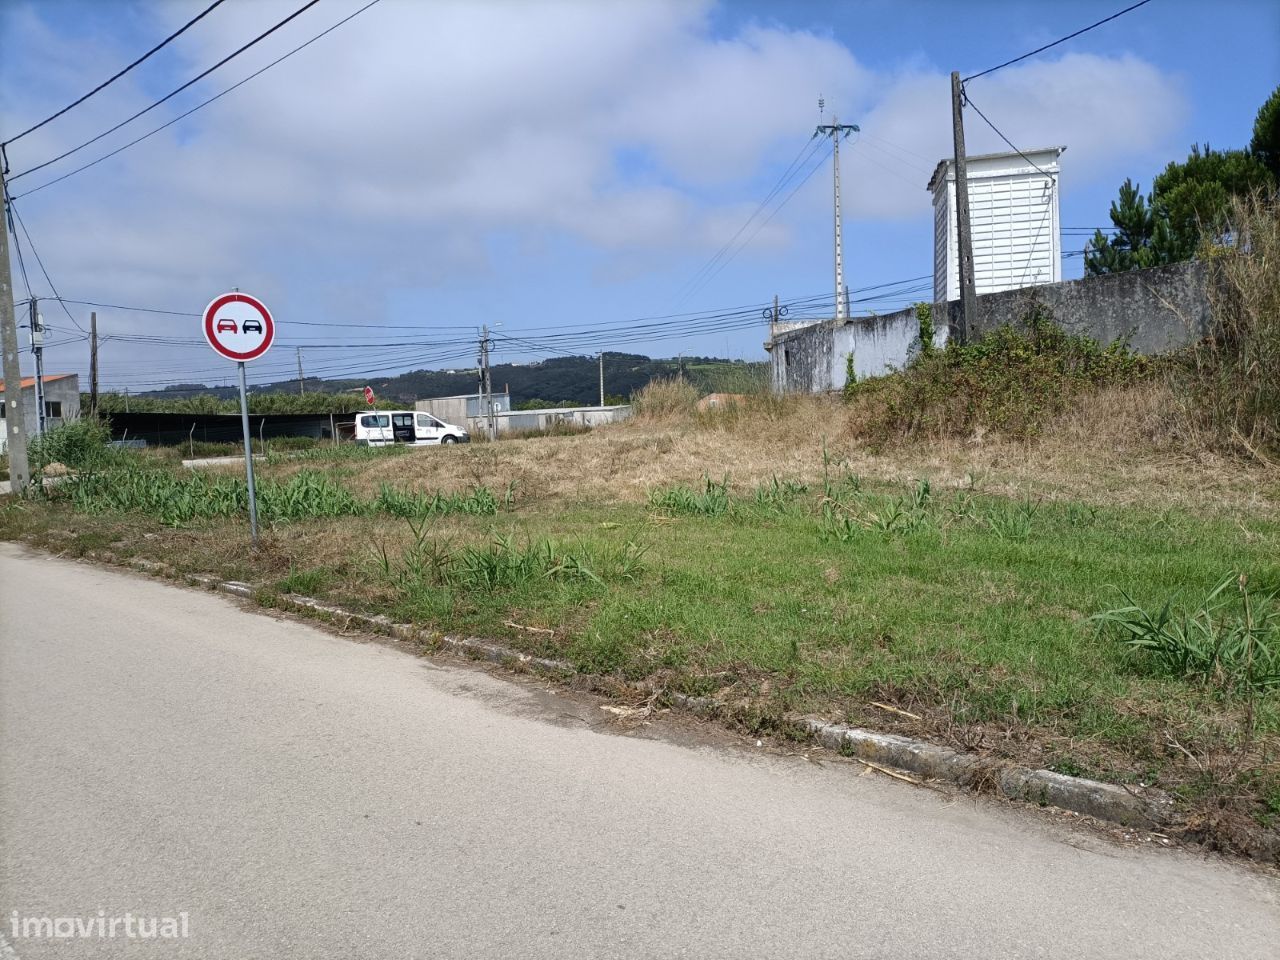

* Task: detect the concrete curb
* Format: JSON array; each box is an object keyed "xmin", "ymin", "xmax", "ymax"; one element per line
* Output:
[
  {"xmin": 151, "ymin": 561, "xmax": 1176, "ymax": 830},
  {"xmin": 804, "ymin": 720, "xmax": 1168, "ymax": 827}
]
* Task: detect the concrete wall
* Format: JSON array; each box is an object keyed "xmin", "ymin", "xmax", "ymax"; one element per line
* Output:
[
  {"xmin": 943, "ymin": 259, "xmax": 1210, "ymax": 354},
  {"xmin": 770, "ymin": 260, "xmax": 1210, "ymax": 394},
  {"xmin": 474, "ymin": 404, "xmax": 632, "ymax": 435},
  {"xmin": 769, "ymin": 310, "xmax": 947, "ymax": 394},
  {"xmin": 415, "ymin": 392, "xmax": 510, "ymax": 425}
]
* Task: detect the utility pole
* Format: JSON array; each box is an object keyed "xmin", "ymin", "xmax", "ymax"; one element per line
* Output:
[
  {"xmin": 0, "ymin": 169, "xmax": 31, "ymax": 493},
  {"xmin": 815, "ymin": 112, "xmax": 859, "ymax": 320},
  {"xmin": 296, "ymin": 347, "xmax": 305, "ymax": 396},
  {"xmin": 764, "ymin": 293, "xmax": 790, "ymax": 340},
  {"xmin": 598, "ymin": 352, "xmax": 604, "ymax": 407},
  {"xmin": 29, "ymin": 299, "xmax": 45, "ymax": 437},
  {"xmin": 89, "ymin": 311, "xmax": 98, "ymax": 417},
  {"xmin": 951, "ymin": 71, "xmax": 978, "ymax": 341},
  {"xmin": 478, "ymin": 325, "xmax": 496, "ymax": 441}
]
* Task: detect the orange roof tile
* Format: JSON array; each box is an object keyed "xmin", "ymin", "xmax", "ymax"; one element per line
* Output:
[{"xmin": 0, "ymin": 374, "xmax": 77, "ymax": 393}]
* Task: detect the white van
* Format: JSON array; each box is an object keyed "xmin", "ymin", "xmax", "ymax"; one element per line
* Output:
[{"xmin": 353, "ymin": 410, "xmax": 469, "ymax": 446}]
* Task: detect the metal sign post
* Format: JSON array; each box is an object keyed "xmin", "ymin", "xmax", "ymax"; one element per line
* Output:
[
  {"xmin": 202, "ymin": 292, "xmax": 275, "ymax": 547},
  {"xmin": 236, "ymin": 360, "xmax": 260, "ymax": 545}
]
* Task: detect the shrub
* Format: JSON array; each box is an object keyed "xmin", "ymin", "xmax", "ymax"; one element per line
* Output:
[
  {"xmin": 29, "ymin": 417, "xmax": 112, "ymax": 473},
  {"xmin": 631, "ymin": 377, "xmax": 698, "ymax": 420},
  {"xmin": 848, "ymin": 303, "xmax": 1149, "ymax": 442},
  {"xmin": 1174, "ymin": 193, "xmax": 1280, "ymax": 456}
]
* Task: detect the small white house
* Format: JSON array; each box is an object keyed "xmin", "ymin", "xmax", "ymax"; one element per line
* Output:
[
  {"xmin": 929, "ymin": 147, "xmax": 1065, "ymax": 304},
  {"xmin": 0, "ymin": 374, "xmax": 81, "ymax": 450}
]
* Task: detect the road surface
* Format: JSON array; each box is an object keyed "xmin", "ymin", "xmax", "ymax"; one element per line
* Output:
[{"xmin": 1, "ymin": 544, "xmax": 1276, "ymax": 959}]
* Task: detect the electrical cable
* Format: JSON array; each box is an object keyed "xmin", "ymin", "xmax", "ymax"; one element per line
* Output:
[
  {"xmin": 674, "ymin": 135, "xmax": 827, "ymax": 304},
  {"xmin": 12, "ymin": 0, "xmax": 387, "ymax": 200},
  {"xmin": 962, "ymin": 0, "xmax": 1155, "ymax": 83},
  {"xmin": 960, "ymin": 92, "xmax": 1056, "ymax": 180},
  {"xmin": 9, "ymin": 0, "xmax": 324, "ymax": 182},
  {"xmin": 7, "ymin": 198, "xmax": 88, "ymax": 332},
  {"xmin": 2, "ymin": 0, "xmax": 229, "ymax": 147},
  {"xmin": 684, "ymin": 140, "xmax": 835, "ymax": 303}
]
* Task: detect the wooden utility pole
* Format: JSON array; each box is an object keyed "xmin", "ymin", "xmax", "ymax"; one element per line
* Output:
[
  {"xmin": 951, "ymin": 71, "xmax": 978, "ymax": 341},
  {"xmin": 89, "ymin": 311, "xmax": 99, "ymax": 416},
  {"xmin": 0, "ymin": 172, "xmax": 31, "ymax": 493}
]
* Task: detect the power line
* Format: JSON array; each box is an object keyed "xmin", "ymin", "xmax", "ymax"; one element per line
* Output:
[
  {"xmin": 684, "ymin": 140, "xmax": 835, "ymax": 303},
  {"xmin": 2, "ymin": 0, "xmax": 229, "ymax": 148},
  {"xmin": 11, "ymin": 0, "xmax": 387, "ymax": 200},
  {"xmin": 960, "ymin": 92, "xmax": 1055, "ymax": 180},
  {"xmin": 7, "ymin": 199, "xmax": 88, "ymax": 332},
  {"xmin": 4, "ymin": 200, "xmax": 34, "ymax": 299},
  {"xmin": 674, "ymin": 135, "xmax": 826, "ymax": 304},
  {"xmin": 962, "ymin": 0, "xmax": 1155, "ymax": 83},
  {"xmin": 9, "ymin": 0, "xmax": 324, "ymax": 183}
]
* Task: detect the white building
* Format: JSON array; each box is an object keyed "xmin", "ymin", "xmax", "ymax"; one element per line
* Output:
[
  {"xmin": 929, "ymin": 147, "xmax": 1064, "ymax": 304},
  {"xmin": 0, "ymin": 374, "xmax": 81, "ymax": 449}
]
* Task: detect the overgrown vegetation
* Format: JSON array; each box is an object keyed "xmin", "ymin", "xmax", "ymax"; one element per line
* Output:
[
  {"xmin": 1093, "ymin": 574, "xmax": 1279, "ymax": 699},
  {"xmin": 631, "ymin": 377, "xmax": 700, "ymax": 419},
  {"xmin": 847, "ymin": 303, "xmax": 1149, "ymax": 442},
  {"xmin": 59, "ymin": 462, "xmax": 505, "ymax": 527},
  {"xmin": 371, "ymin": 522, "xmax": 647, "ymax": 593},
  {"xmin": 28, "ymin": 417, "xmax": 113, "ymax": 477},
  {"xmin": 1174, "ymin": 194, "xmax": 1280, "ymax": 455}
]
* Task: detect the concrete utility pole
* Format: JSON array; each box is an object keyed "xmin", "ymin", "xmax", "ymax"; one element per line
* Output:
[
  {"xmin": 29, "ymin": 299, "xmax": 45, "ymax": 437},
  {"xmin": 951, "ymin": 71, "xmax": 978, "ymax": 341},
  {"xmin": 1, "ymin": 171, "xmax": 31, "ymax": 493},
  {"xmin": 764, "ymin": 293, "xmax": 791, "ymax": 341},
  {"xmin": 598, "ymin": 352, "xmax": 604, "ymax": 407},
  {"xmin": 89, "ymin": 312, "xmax": 98, "ymax": 416},
  {"xmin": 296, "ymin": 347, "xmax": 305, "ymax": 396},
  {"xmin": 815, "ymin": 115, "xmax": 860, "ymax": 320},
  {"xmin": 478, "ymin": 325, "xmax": 496, "ymax": 441}
]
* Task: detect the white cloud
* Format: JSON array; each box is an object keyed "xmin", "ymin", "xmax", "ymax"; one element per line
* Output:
[{"xmin": 0, "ymin": 0, "xmax": 1189, "ymax": 353}]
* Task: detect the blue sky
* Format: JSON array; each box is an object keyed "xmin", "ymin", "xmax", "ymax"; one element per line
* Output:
[{"xmin": 2, "ymin": 0, "xmax": 1277, "ymax": 392}]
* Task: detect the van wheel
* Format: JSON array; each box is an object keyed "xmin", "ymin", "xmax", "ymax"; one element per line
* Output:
[{"xmin": 441, "ymin": 435, "xmax": 457, "ymax": 444}]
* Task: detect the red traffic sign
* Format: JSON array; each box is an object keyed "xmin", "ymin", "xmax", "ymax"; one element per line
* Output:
[
  {"xmin": 203, "ymin": 292, "xmax": 275, "ymax": 362},
  {"xmin": 363, "ymin": 386, "xmax": 376, "ymax": 405}
]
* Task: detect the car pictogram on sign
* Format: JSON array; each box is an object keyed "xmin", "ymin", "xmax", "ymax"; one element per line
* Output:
[{"xmin": 203, "ymin": 292, "xmax": 275, "ymax": 363}]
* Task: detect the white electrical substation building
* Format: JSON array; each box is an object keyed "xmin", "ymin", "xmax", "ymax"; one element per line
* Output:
[{"xmin": 928, "ymin": 146, "xmax": 1065, "ymax": 303}]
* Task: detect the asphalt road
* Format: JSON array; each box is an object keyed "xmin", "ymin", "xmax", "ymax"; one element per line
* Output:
[{"xmin": 1, "ymin": 543, "xmax": 1276, "ymax": 959}]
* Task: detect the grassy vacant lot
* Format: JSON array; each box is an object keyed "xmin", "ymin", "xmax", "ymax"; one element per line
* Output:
[{"xmin": 4, "ymin": 380, "xmax": 1278, "ymax": 860}]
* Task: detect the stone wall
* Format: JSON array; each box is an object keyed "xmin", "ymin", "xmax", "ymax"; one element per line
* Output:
[
  {"xmin": 943, "ymin": 259, "xmax": 1210, "ymax": 354},
  {"xmin": 769, "ymin": 260, "xmax": 1210, "ymax": 394}
]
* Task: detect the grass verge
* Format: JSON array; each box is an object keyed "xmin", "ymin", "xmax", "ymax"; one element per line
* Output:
[{"xmin": 3, "ymin": 440, "xmax": 1277, "ymax": 862}]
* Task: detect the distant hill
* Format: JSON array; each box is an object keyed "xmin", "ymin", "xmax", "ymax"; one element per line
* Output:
[{"xmin": 132, "ymin": 353, "xmax": 767, "ymax": 407}]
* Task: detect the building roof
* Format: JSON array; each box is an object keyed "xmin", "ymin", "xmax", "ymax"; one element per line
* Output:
[
  {"xmin": 0, "ymin": 373, "xmax": 78, "ymax": 393},
  {"xmin": 927, "ymin": 146, "xmax": 1066, "ymax": 191}
]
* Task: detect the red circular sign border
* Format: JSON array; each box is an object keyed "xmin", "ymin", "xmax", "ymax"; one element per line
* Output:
[{"xmin": 203, "ymin": 292, "xmax": 275, "ymax": 362}]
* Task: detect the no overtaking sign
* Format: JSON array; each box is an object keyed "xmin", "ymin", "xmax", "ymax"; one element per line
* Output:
[
  {"xmin": 202, "ymin": 290, "xmax": 276, "ymax": 547},
  {"xmin": 203, "ymin": 292, "xmax": 275, "ymax": 362}
]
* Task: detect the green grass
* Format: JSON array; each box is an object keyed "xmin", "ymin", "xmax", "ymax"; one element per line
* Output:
[{"xmin": 5, "ymin": 453, "xmax": 1279, "ymax": 854}]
